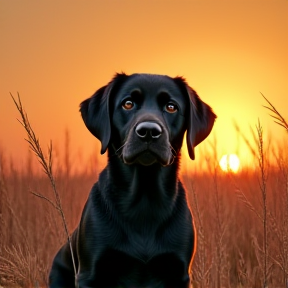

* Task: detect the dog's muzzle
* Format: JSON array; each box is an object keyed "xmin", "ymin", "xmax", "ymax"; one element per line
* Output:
[{"xmin": 122, "ymin": 120, "xmax": 173, "ymax": 166}]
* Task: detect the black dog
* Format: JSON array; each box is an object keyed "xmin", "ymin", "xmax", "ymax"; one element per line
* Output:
[{"xmin": 49, "ymin": 73, "xmax": 216, "ymax": 288}]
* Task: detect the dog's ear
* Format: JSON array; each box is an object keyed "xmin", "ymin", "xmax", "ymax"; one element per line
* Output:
[
  {"xmin": 186, "ymin": 86, "xmax": 216, "ymax": 160},
  {"xmin": 174, "ymin": 77, "xmax": 216, "ymax": 160},
  {"xmin": 80, "ymin": 73, "xmax": 128, "ymax": 154}
]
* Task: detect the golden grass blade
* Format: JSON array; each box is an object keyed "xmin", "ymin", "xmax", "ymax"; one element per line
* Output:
[
  {"xmin": 10, "ymin": 93, "xmax": 78, "ymax": 286},
  {"xmin": 261, "ymin": 93, "xmax": 288, "ymax": 132},
  {"xmin": 233, "ymin": 121, "xmax": 257, "ymax": 157}
]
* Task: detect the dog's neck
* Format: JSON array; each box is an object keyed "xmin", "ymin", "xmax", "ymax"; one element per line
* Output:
[{"xmin": 99, "ymin": 154, "xmax": 182, "ymax": 228}]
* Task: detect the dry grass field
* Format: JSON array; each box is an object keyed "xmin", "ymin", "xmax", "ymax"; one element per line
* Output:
[{"xmin": 0, "ymin": 97, "xmax": 287, "ymax": 288}]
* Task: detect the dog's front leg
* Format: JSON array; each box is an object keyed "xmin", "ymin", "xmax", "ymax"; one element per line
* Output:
[
  {"xmin": 76, "ymin": 274, "xmax": 96, "ymax": 288},
  {"xmin": 49, "ymin": 242, "xmax": 77, "ymax": 287},
  {"xmin": 49, "ymin": 231, "xmax": 79, "ymax": 288}
]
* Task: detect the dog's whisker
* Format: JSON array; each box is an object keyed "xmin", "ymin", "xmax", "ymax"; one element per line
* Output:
[
  {"xmin": 111, "ymin": 143, "xmax": 126, "ymax": 157},
  {"xmin": 170, "ymin": 145, "xmax": 178, "ymax": 158},
  {"xmin": 169, "ymin": 155, "xmax": 175, "ymax": 165},
  {"xmin": 116, "ymin": 143, "xmax": 126, "ymax": 153}
]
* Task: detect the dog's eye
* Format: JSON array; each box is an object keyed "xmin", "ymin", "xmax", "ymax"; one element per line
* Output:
[
  {"xmin": 122, "ymin": 100, "xmax": 134, "ymax": 110},
  {"xmin": 165, "ymin": 103, "xmax": 178, "ymax": 113}
]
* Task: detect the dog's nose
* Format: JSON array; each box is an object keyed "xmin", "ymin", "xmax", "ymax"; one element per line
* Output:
[{"xmin": 135, "ymin": 122, "xmax": 162, "ymax": 140}]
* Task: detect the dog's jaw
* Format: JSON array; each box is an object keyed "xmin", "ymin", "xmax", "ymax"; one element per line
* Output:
[
  {"xmin": 132, "ymin": 151, "xmax": 158, "ymax": 166},
  {"xmin": 122, "ymin": 145, "xmax": 174, "ymax": 167}
]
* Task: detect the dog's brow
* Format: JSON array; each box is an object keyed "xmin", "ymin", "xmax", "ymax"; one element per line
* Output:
[
  {"xmin": 130, "ymin": 89, "xmax": 142, "ymax": 97},
  {"xmin": 158, "ymin": 91, "xmax": 170, "ymax": 97}
]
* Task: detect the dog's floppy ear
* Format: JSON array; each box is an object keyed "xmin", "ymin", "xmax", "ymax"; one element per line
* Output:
[
  {"xmin": 174, "ymin": 77, "xmax": 216, "ymax": 160},
  {"xmin": 186, "ymin": 86, "xmax": 216, "ymax": 160},
  {"xmin": 80, "ymin": 73, "xmax": 128, "ymax": 154}
]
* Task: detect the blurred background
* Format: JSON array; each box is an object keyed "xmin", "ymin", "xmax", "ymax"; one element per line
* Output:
[{"xmin": 1, "ymin": 0, "xmax": 287, "ymax": 172}]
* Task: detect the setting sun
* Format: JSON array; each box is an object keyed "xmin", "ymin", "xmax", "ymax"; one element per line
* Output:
[{"xmin": 219, "ymin": 154, "xmax": 240, "ymax": 173}]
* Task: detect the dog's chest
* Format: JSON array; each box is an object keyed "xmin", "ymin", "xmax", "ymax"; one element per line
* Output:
[{"xmin": 127, "ymin": 231, "xmax": 159, "ymax": 262}]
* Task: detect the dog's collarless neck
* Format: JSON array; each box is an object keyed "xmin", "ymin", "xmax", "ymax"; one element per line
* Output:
[{"xmin": 99, "ymin": 157, "xmax": 181, "ymax": 222}]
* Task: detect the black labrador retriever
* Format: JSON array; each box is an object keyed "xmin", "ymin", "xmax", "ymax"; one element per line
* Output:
[{"xmin": 49, "ymin": 73, "xmax": 216, "ymax": 288}]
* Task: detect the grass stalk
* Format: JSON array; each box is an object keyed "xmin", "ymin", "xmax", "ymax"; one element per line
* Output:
[
  {"xmin": 255, "ymin": 119, "xmax": 268, "ymax": 287},
  {"xmin": 10, "ymin": 93, "xmax": 78, "ymax": 286},
  {"xmin": 0, "ymin": 150, "xmax": 5, "ymax": 259},
  {"xmin": 189, "ymin": 179, "xmax": 210, "ymax": 287},
  {"xmin": 262, "ymin": 94, "xmax": 288, "ymax": 286},
  {"xmin": 208, "ymin": 136, "xmax": 228, "ymax": 287},
  {"xmin": 235, "ymin": 118, "xmax": 270, "ymax": 286},
  {"xmin": 262, "ymin": 93, "xmax": 288, "ymax": 133}
]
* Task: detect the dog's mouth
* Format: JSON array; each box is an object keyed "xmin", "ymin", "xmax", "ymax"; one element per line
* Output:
[
  {"xmin": 132, "ymin": 151, "xmax": 158, "ymax": 166},
  {"xmin": 122, "ymin": 144, "xmax": 174, "ymax": 167}
]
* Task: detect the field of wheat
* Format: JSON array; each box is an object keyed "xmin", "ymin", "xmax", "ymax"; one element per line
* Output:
[{"xmin": 0, "ymin": 97, "xmax": 287, "ymax": 288}]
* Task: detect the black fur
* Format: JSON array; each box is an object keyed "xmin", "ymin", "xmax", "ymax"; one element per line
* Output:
[{"xmin": 49, "ymin": 73, "xmax": 216, "ymax": 288}]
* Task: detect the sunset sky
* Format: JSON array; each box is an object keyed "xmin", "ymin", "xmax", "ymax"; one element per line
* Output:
[{"xmin": 1, "ymin": 0, "xmax": 287, "ymax": 172}]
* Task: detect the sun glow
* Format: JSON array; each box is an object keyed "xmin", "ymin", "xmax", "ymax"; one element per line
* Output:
[{"xmin": 219, "ymin": 154, "xmax": 240, "ymax": 173}]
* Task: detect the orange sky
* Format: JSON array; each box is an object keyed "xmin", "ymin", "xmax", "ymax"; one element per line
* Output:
[{"xmin": 1, "ymin": 0, "xmax": 287, "ymax": 172}]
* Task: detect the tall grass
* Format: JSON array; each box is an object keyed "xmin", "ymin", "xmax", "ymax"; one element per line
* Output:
[
  {"xmin": 11, "ymin": 94, "xmax": 77, "ymax": 281},
  {"xmin": 0, "ymin": 94, "xmax": 287, "ymax": 287},
  {"xmin": 262, "ymin": 93, "xmax": 288, "ymax": 133}
]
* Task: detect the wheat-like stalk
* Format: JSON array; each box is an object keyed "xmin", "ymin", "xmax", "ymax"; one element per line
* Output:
[
  {"xmin": 188, "ymin": 179, "xmax": 210, "ymax": 287},
  {"xmin": 256, "ymin": 119, "xmax": 269, "ymax": 288},
  {"xmin": 262, "ymin": 93, "xmax": 288, "ymax": 132},
  {"xmin": 10, "ymin": 93, "xmax": 78, "ymax": 286},
  {"xmin": 262, "ymin": 93, "xmax": 288, "ymax": 285},
  {"xmin": 233, "ymin": 121, "xmax": 257, "ymax": 157}
]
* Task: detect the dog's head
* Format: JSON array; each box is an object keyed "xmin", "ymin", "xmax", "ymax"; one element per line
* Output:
[{"xmin": 80, "ymin": 73, "xmax": 216, "ymax": 166}]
